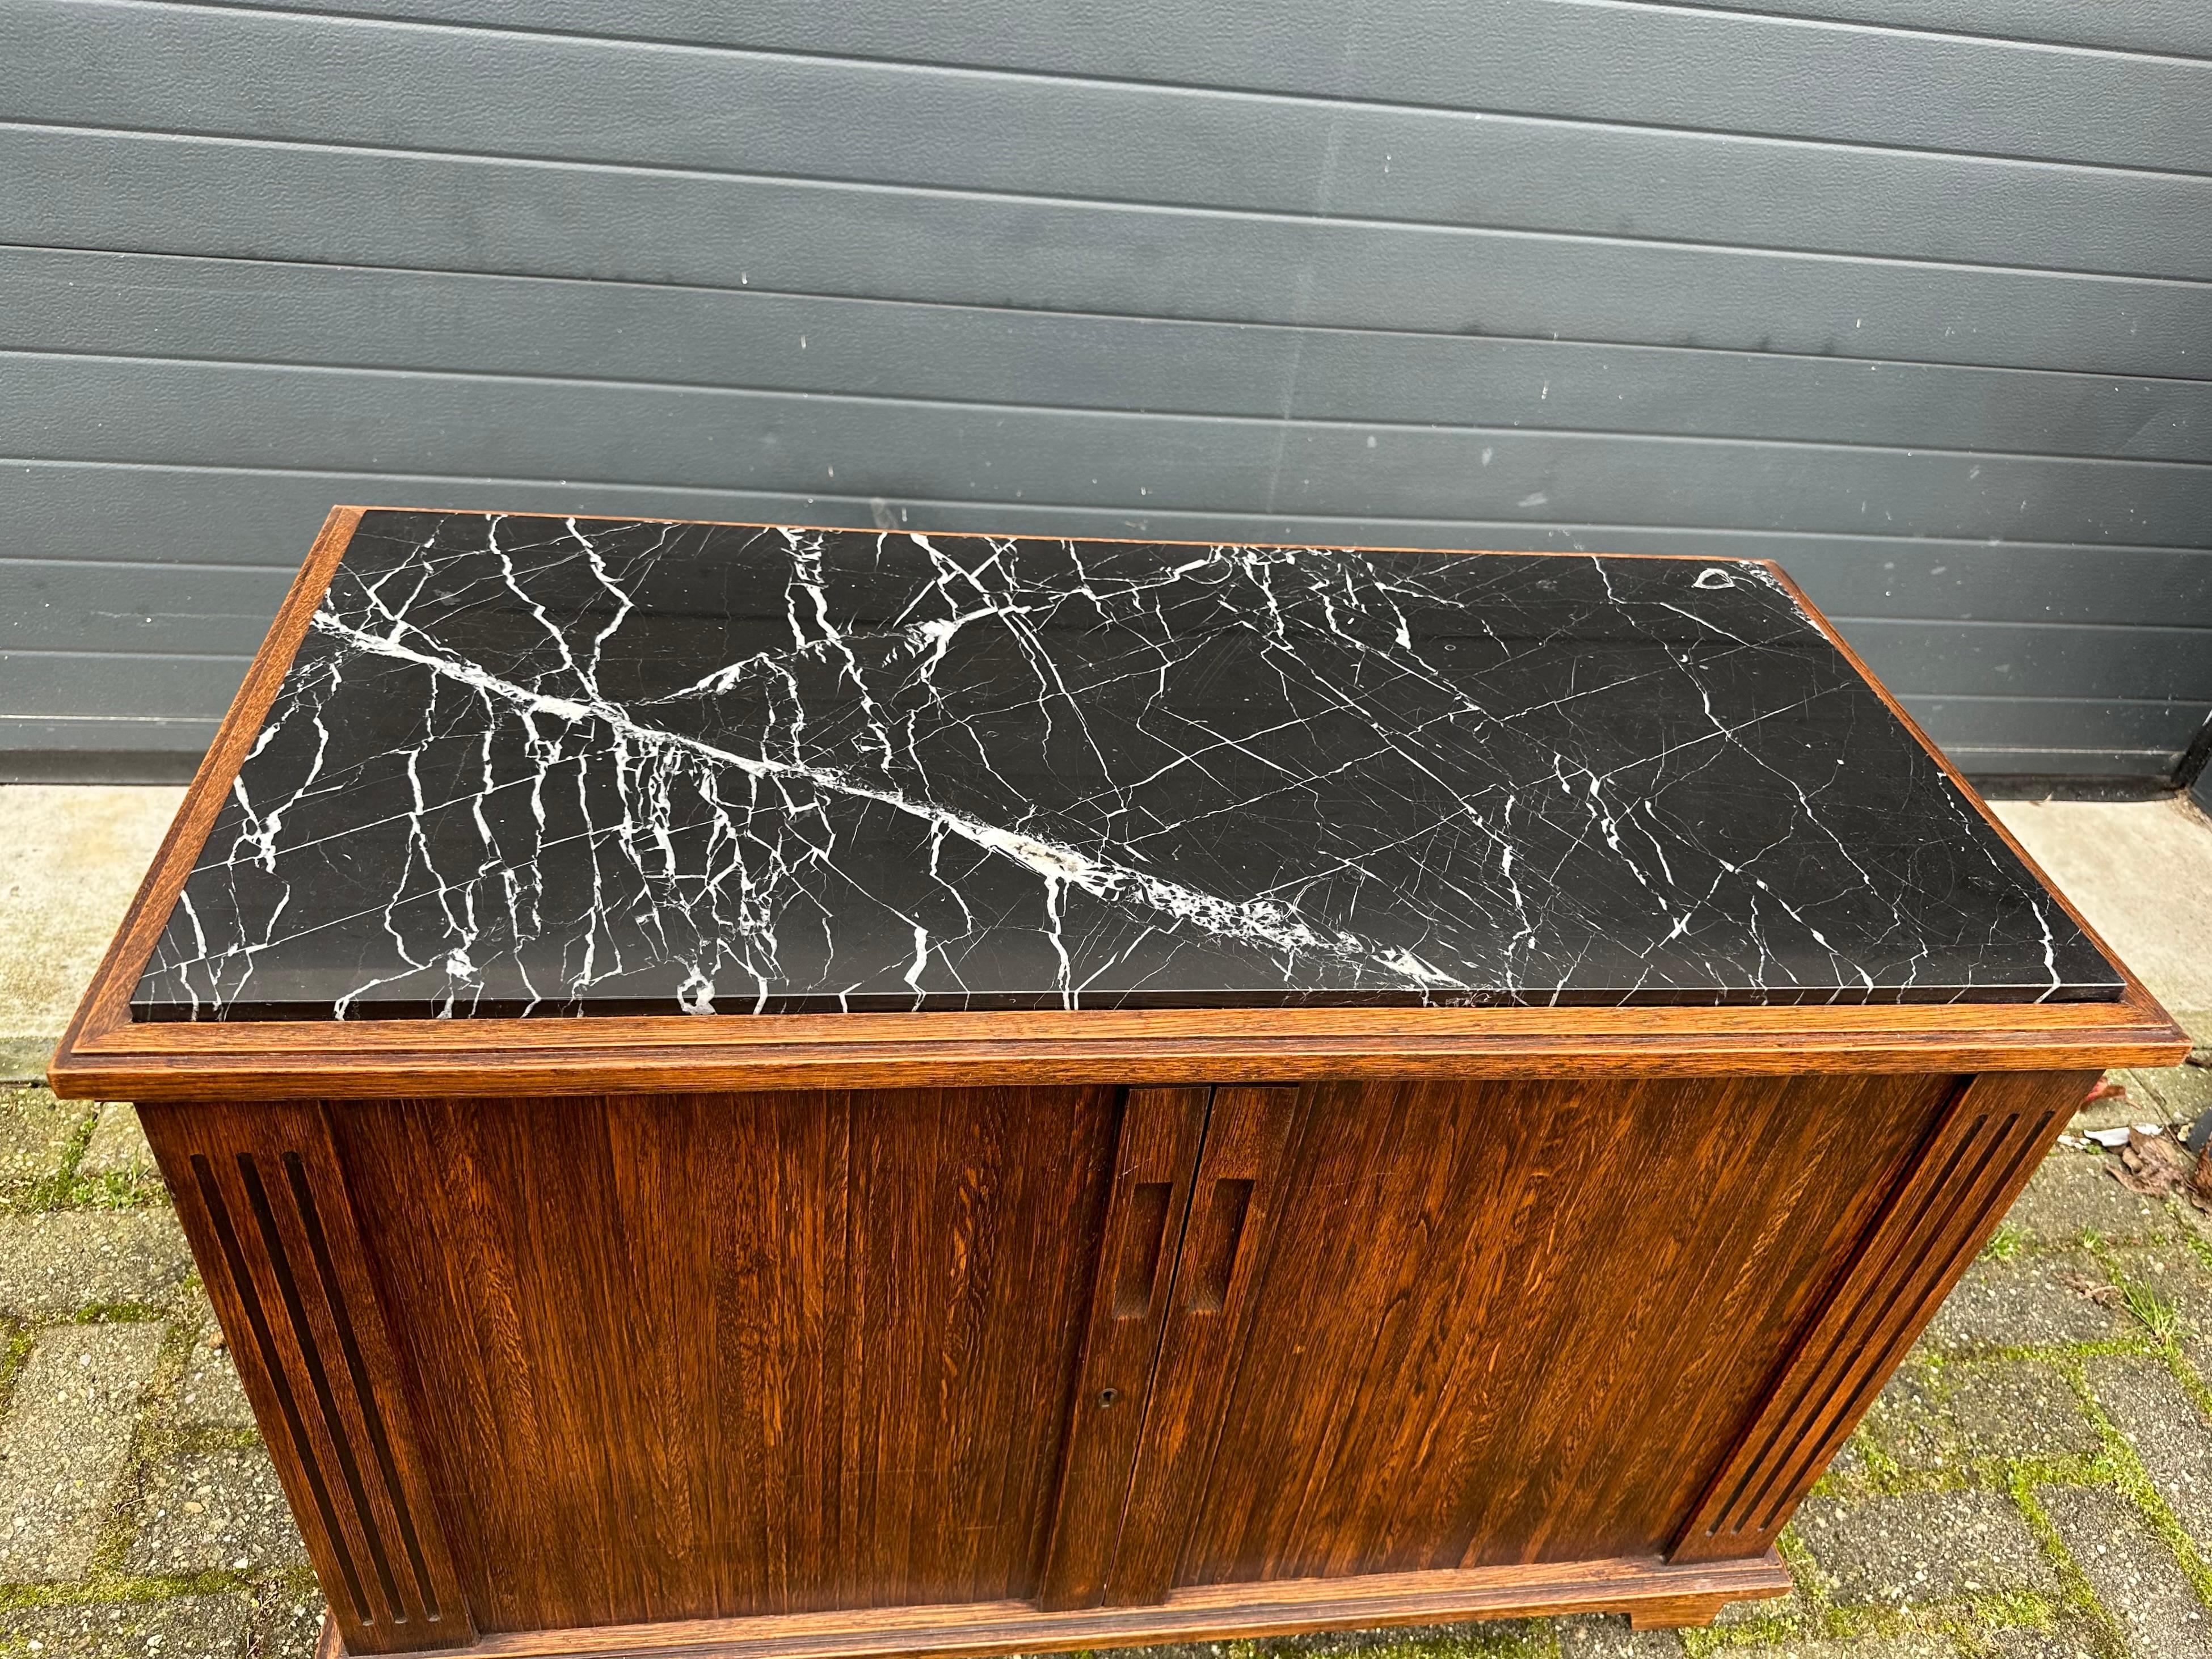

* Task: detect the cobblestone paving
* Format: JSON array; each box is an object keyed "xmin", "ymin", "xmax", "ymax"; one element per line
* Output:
[
  {"xmin": 6, "ymin": 1072, "xmax": 2212, "ymax": 1659},
  {"xmin": 0, "ymin": 1088, "xmax": 322, "ymax": 1659}
]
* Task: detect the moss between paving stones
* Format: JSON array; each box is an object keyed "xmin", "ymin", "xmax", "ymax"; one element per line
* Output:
[
  {"xmin": 0, "ymin": 1211, "xmax": 192, "ymax": 1320},
  {"xmin": 1710, "ymin": 1144, "xmax": 2212, "ymax": 1658},
  {"xmin": 0, "ymin": 1590, "xmax": 253, "ymax": 1659},
  {"xmin": 1, "ymin": 1093, "xmax": 165, "ymax": 1220},
  {"xmin": 1692, "ymin": 1641, "xmax": 1961, "ymax": 1658},
  {"xmin": 2082, "ymin": 1354, "xmax": 2212, "ymax": 1548},
  {"xmin": 0, "ymin": 1324, "xmax": 30, "ymax": 1421},
  {"xmin": 2036, "ymin": 1485, "xmax": 2209, "ymax": 1658},
  {"xmin": 0, "ymin": 1097, "xmax": 318, "ymax": 1659},
  {"xmin": 0, "ymin": 1090, "xmax": 85, "ymax": 1205},
  {"xmin": 1, "ymin": 1105, "xmax": 95, "ymax": 1218}
]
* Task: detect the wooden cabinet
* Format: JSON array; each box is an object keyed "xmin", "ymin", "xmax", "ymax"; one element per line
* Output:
[
  {"xmin": 52, "ymin": 510, "xmax": 2190, "ymax": 1659},
  {"xmin": 122, "ymin": 1064, "xmax": 2127, "ymax": 1659}
]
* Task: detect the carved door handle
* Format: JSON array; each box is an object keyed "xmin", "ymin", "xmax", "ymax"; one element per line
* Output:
[
  {"xmin": 1113, "ymin": 1181, "xmax": 1175, "ymax": 1319},
  {"xmin": 1184, "ymin": 1178, "xmax": 1254, "ymax": 1312}
]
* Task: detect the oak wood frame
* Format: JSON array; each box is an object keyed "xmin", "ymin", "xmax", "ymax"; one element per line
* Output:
[
  {"xmin": 53, "ymin": 509, "xmax": 2188, "ymax": 1659},
  {"xmin": 309, "ymin": 1552, "xmax": 1794, "ymax": 1659},
  {"xmin": 144, "ymin": 1098, "xmax": 473, "ymax": 1654}
]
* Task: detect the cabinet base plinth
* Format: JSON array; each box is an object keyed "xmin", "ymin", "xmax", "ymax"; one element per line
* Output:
[
  {"xmin": 314, "ymin": 1553, "xmax": 1790, "ymax": 1659},
  {"xmin": 1626, "ymin": 1593, "xmax": 1741, "ymax": 1630}
]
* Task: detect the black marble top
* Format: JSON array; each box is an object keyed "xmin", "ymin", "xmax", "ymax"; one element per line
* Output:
[{"xmin": 132, "ymin": 511, "xmax": 2121, "ymax": 1020}]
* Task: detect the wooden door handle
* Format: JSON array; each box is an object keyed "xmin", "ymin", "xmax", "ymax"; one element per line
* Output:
[
  {"xmin": 1183, "ymin": 1178, "xmax": 1254, "ymax": 1312},
  {"xmin": 1038, "ymin": 1087, "xmax": 1211, "ymax": 1611},
  {"xmin": 1102, "ymin": 1084, "xmax": 1297, "ymax": 1607},
  {"xmin": 1113, "ymin": 1181, "xmax": 1175, "ymax": 1318}
]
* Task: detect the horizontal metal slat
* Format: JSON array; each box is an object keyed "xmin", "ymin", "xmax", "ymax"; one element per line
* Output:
[
  {"xmin": 4, "ymin": 128, "xmax": 2207, "ymax": 377},
  {"xmin": 178, "ymin": 0, "xmax": 2212, "ymax": 172},
  {"xmin": 4, "ymin": 249, "xmax": 2209, "ymax": 462},
  {"xmin": 10, "ymin": 2, "xmax": 2212, "ymax": 278}
]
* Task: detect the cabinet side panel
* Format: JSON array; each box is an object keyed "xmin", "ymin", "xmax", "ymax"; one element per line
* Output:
[
  {"xmin": 1672, "ymin": 1068, "xmax": 2095, "ymax": 1563},
  {"xmin": 328, "ymin": 1088, "xmax": 1116, "ymax": 1633},
  {"xmin": 1172, "ymin": 1072, "xmax": 1950, "ymax": 1584},
  {"xmin": 138, "ymin": 1100, "xmax": 473, "ymax": 1654}
]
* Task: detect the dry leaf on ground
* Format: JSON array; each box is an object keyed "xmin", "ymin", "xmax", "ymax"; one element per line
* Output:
[
  {"xmin": 2106, "ymin": 1127, "xmax": 2212, "ymax": 1213},
  {"xmin": 2059, "ymin": 1269, "xmax": 2125, "ymax": 1307}
]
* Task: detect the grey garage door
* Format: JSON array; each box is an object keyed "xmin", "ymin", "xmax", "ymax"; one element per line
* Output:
[{"xmin": 3, "ymin": 0, "xmax": 2209, "ymax": 785}]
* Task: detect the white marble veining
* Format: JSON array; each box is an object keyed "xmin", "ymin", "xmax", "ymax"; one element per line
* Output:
[{"xmin": 133, "ymin": 513, "xmax": 2120, "ymax": 1018}]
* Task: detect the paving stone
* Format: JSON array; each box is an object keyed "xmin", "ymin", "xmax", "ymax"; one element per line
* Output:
[
  {"xmin": 2005, "ymin": 1150, "xmax": 2173, "ymax": 1245},
  {"xmin": 0, "ymin": 1593, "xmax": 252, "ymax": 1659},
  {"xmin": 0, "ymin": 1320, "xmax": 163, "ymax": 1580},
  {"xmin": 1, "ymin": 780, "xmax": 184, "ymax": 1021},
  {"xmin": 1268, "ymin": 1622, "xmax": 1549, "ymax": 1656},
  {"xmin": 1987, "ymin": 1622, "xmax": 2106, "ymax": 1658},
  {"xmin": 0, "ymin": 1207, "xmax": 192, "ymax": 1315},
  {"xmin": 177, "ymin": 1319, "xmax": 257, "ymax": 1432},
  {"xmin": 245, "ymin": 1590, "xmax": 325, "ymax": 1659},
  {"xmin": 2084, "ymin": 1354, "xmax": 2212, "ymax": 1548},
  {"xmin": 0, "ymin": 1085, "xmax": 83, "ymax": 1197},
  {"xmin": 1554, "ymin": 1612, "xmax": 1682, "ymax": 1656},
  {"xmin": 1712, "ymin": 1581, "xmax": 1815, "ymax": 1627},
  {"xmin": 1662, "ymin": 1640, "xmax": 1954, "ymax": 1657},
  {"xmin": 77, "ymin": 1102, "xmax": 157, "ymax": 1181},
  {"xmin": 1839, "ymin": 1361, "xmax": 2092, "ymax": 1481},
  {"xmin": 1793, "ymin": 1488, "xmax": 2057, "ymax": 1605},
  {"xmin": 2111, "ymin": 1246, "xmax": 2212, "ymax": 1334},
  {"xmin": 1842, "ymin": 1365, "xmax": 1952, "ymax": 1474},
  {"xmin": 2114, "ymin": 1066, "xmax": 2212, "ymax": 1132},
  {"xmin": 0, "ymin": 1036, "xmax": 57, "ymax": 1084},
  {"xmin": 1924, "ymin": 1252, "xmax": 2133, "ymax": 1353},
  {"xmin": 1946, "ymin": 1360, "xmax": 2101, "ymax": 1465},
  {"xmin": 2040, "ymin": 1484, "xmax": 2212, "ymax": 1659},
  {"xmin": 125, "ymin": 1445, "xmax": 310, "ymax": 1575}
]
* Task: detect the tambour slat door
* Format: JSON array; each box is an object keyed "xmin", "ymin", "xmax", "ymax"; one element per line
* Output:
[
  {"xmin": 325, "ymin": 1086, "xmax": 1139, "ymax": 1632},
  {"xmin": 1115, "ymin": 1074, "xmax": 1959, "ymax": 1589}
]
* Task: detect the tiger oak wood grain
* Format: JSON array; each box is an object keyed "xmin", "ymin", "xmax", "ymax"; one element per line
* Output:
[
  {"xmin": 315, "ymin": 1551, "xmax": 1793, "ymax": 1659},
  {"xmin": 1674, "ymin": 1068, "xmax": 2095, "ymax": 1562},
  {"xmin": 128, "ymin": 1021, "xmax": 2119, "ymax": 1652},
  {"xmin": 1106, "ymin": 1086, "xmax": 1300, "ymax": 1606},
  {"xmin": 140, "ymin": 1098, "xmax": 471, "ymax": 1654},
  {"xmin": 1039, "ymin": 1087, "xmax": 1210, "ymax": 1611},
  {"xmin": 1171, "ymin": 1073, "xmax": 1946, "ymax": 1585},
  {"xmin": 327, "ymin": 1089, "xmax": 1116, "ymax": 1629}
]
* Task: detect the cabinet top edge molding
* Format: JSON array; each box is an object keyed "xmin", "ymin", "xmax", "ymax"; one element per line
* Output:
[{"xmin": 53, "ymin": 507, "xmax": 2182, "ymax": 1098}]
